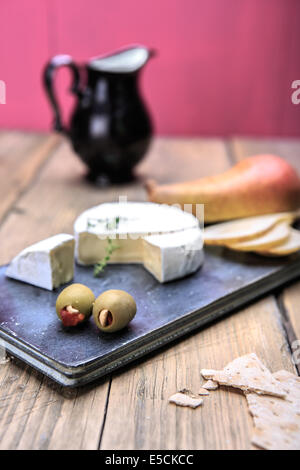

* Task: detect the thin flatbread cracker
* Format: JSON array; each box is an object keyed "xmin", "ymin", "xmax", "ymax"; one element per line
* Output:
[
  {"xmin": 203, "ymin": 380, "xmax": 219, "ymax": 391},
  {"xmin": 198, "ymin": 387, "xmax": 210, "ymax": 396},
  {"xmin": 201, "ymin": 369, "xmax": 217, "ymax": 380},
  {"xmin": 169, "ymin": 392, "xmax": 203, "ymax": 409},
  {"xmin": 273, "ymin": 370, "xmax": 300, "ymax": 408},
  {"xmin": 247, "ymin": 370, "xmax": 300, "ymax": 450},
  {"xmin": 211, "ymin": 353, "xmax": 286, "ymax": 398}
]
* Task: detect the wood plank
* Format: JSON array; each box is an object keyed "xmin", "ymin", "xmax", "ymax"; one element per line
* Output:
[
  {"xmin": 0, "ymin": 356, "xmax": 109, "ymax": 450},
  {"xmin": 0, "ymin": 137, "xmax": 229, "ymax": 265},
  {"xmin": 0, "ymin": 131, "xmax": 61, "ymax": 223},
  {"xmin": 100, "ymin": 297, "xmax": 296, "ymax": 450},
  {"xmin": 137, "ymin": 138, "xmax": 230, "ymax": 183},
  {"xmin": 0, "ymin": 135, "xmax": 114, "ymax": 450},
  {"xmin": 281, "ymin": 284, "xmax": 300, "ymax": 347},
  {"xmin": 231, "ymin": 137, "xmax": 300, "ymax": 367},
  {"xmin": 0, "ymin": 136, "xmax": 228, "ymax": 449},
  {"xmin": 101, "ymin": 139, "xmax": 295, "ymax": 450},
  {"xmin": 0, "ymin": 135, "xmax": 228, "ymax": 449},
  {"xmin": 230, "ymin": 137, "xmax": 300, "ymax": 169},
  {"xmin": 0, "ymin": 135, "xmax": 296, "ymax": 450}
]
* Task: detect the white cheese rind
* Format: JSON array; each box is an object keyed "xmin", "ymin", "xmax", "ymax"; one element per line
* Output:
[
  {"xmin": 74, "ymin": 202, "xmax": 198, "ymax": 238},
  {"xmin": 143, "ymin": 228, "xmax": 204, "ymax": 282},
  {"xmin": 74, "ymin": 202, "xmax": 204, "ymax": 283},
  {"xmin": 6, "ymin": 234, "xmax": 75, "ymax": 290}
]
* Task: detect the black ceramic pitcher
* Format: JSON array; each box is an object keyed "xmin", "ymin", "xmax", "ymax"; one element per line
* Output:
[{"xmin": 43, "ymin": 46, "xmax": 154, "ymax": 183}]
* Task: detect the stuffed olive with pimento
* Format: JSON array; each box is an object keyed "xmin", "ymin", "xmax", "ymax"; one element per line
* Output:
[{"xmin": 56, "ymin": 283, "xmax": 95, "ymax": 327}]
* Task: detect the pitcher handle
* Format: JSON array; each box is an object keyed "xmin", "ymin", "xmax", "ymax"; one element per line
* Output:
[{"xmin": 43, "ymin": 55, "xmax": 81, "ymax": 133}]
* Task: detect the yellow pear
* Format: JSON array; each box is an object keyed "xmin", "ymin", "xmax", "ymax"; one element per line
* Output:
[{"xmin": 146, "ymin": 155, "xmax": 300, "ymax": 222}]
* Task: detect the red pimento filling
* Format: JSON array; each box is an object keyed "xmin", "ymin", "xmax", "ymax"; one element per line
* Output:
[{"xmin": 60, "ymin": 308, "xmax": 85, "ymax": 327}]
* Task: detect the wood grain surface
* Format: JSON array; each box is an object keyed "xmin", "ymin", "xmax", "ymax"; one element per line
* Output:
[
  {"xmin": 232, "ymin": 137, "xmax": 300, "ymax": 374},
  {"xmin": 0, "ymin": 132, "xmax": 299, "ymax": 450}
]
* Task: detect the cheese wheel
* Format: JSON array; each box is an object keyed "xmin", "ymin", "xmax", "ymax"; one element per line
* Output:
[{"xmin": 74, "ymin": 202, "xmax": 204, "ymax": 283}]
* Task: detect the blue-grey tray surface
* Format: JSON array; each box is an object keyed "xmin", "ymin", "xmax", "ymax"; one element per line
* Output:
[{"xmin": 0, "ymin": 247, "xmax": 300, "ymax": 386}]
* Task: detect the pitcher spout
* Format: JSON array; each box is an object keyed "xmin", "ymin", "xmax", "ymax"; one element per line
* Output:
[{"xmin": 88, "ymin": 45, "xmax": 155, "ymax": 74}]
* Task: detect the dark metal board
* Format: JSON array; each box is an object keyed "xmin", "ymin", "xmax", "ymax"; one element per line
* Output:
[{"xmin": 0, "ymin": 247, "xmax": 300, "ymax": 387}]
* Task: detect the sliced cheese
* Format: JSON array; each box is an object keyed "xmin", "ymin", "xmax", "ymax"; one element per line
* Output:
[
  {"xmin": 74, "ymin": 202, "xmax": 204, "ymax": 283},
  {"xmin": 6, "ymin": 234, "xmax": 75, "ymax": 290},
  {"xmin": 227, "ymin": 221, "xmax": 291, "ymax": 252},
  {"xmin": 143, "ymin": 228, "xmax": 204, "ymax": 282}
]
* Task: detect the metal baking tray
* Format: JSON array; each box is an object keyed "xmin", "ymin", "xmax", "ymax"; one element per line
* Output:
[{"xmin": 0, "ymin": 246, "xmax": 300, "ymax": 387}]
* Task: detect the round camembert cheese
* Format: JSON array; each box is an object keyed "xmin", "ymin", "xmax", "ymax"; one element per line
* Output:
[{"xmin": 74, "ymin": 202, "xmax": 204, "ymax": 282}]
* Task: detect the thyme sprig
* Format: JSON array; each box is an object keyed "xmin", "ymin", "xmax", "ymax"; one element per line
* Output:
[
  {"xmin": 93, "ymin": 216, "xmax": 121, "ymax": 276},
  {"xmin": 93, "ymin": 238, "xmax": 120, "ymax": 277}
]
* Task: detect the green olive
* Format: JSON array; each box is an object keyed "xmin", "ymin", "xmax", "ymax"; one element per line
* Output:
[
  {"xmin": 56, "ymin": 283, "xmax": 95, "ymax": 327},
  {"xmin": 93, "ymin": 289, "xmax": 137, "ymax": 333}
]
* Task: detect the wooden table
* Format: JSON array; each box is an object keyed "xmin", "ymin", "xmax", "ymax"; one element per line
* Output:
[{"xmin": 0, "ymin": 131, "xmax": 300, "ymax": 450}]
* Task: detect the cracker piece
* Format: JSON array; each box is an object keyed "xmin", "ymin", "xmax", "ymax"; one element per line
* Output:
[
  {"xmin": 201, "ymin": 369, "xmax": 217, "ymax": 380},
  {"xmin": 198, "ymin": 387, "xmax": 210, "ymax": 396},
  {"xmin": 246, "ymin": 370, "xmax": 300, "ymax": 450},
  {"xmin": 211, "ymin": 353, "xmax": 286, "ymax": 398},
  {"xmin": 203, "ymin": 380, "xmax": 219, "ymax": 391},
  {"xmin": 169, "ymin": 392, "xmax": 203, "ymax": 409}
]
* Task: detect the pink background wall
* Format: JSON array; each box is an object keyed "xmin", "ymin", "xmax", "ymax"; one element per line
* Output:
[{"xmin": 0, "ymin": 0, "xmax": 299, "ymax": 136}]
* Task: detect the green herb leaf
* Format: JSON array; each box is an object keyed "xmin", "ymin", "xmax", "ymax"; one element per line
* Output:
[{"xmin": 93, "ymin": 221, "xmax": 120, "ymax": 277}]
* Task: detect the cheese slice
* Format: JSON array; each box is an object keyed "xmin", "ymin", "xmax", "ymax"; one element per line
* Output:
[
  {"xmin": 143, "ymin": 229, "xmax": 204, "ymax": 282},
  {"xmin": 74, "ymin": 202, "xmax": 204, "ymax": 282},
  {"xmin": 6, "ymin": 234, "xmax": 75, "ymax": 290}
]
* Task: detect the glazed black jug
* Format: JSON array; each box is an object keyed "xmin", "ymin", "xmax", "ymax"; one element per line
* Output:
[{"xmin": 43, "ymin": 46, "xmax": 154, "ymax": 183}]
